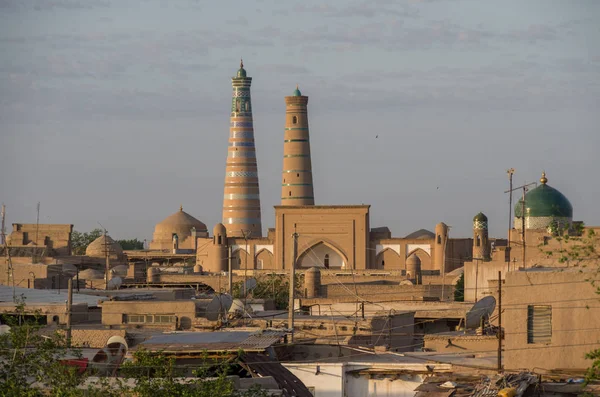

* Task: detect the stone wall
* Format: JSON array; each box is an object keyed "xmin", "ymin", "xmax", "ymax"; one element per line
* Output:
[
  {"xmin": 504, "ymin": 268, "xmax": 600, "ymax": 372},
  {"xmin": 7, "ymin": 223, "xmax": 73, "ymax": 256},
  {"xmin": 424, "ymin": 334, "xmax": 497, "ymax": 353}
]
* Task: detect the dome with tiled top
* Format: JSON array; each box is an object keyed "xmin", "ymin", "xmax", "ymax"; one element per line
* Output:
[{"xmin": 514, "ymin": 172, "xmax": 573, "ymax": 230}]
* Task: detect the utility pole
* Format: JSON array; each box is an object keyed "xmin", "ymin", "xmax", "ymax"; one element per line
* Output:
[
  {"xmin": 228, "ymin": 245, "xmax": 233, "ymax": 296},
  {"xmin": 66, "ymin": 278, "xmax": 73, "ymax": 347},
  {"xmin": 506, "ymin": 169, "xmax": 515, "ymax": 253},
  {"xmin": 104, "ymin": 230, "xmax": 110, "ymax": 289},
  {"xmin": 504, "ymin": 181, "xmax": 536, "ymax": 269},
  {"xmin": 474, "ymin": 258, "xmax": 480, "ymax": 302},
  {"xmin": 1, "ymin": 204, "xmax": 15, "ymax": 302},
  {"xmin": 288, "ymin": 227, "xmax": 299, "ymax": 343},
  {"xmin": 33, "ymin": 202, "xmax": 40, "ymax": 262},
  {"xmin": 497, "ymin": 271, "xmax": 503, "ymax": 373}
]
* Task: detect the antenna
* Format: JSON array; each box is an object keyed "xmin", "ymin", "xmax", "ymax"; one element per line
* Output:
[
  {"xmin": 465, "ymin": 296, "xmax": 496, "ymax": 329},
  {"xmin": 97, "ymin": 222, "xmax": 110, "ymax": 290}
]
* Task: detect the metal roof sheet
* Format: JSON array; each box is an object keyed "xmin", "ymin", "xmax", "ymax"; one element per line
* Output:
[{"xmin": 0, "ymin": 285, "xmax": 107, "ymax": 307}]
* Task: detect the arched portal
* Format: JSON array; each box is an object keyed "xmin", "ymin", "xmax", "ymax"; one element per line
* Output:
[
  {"xmin": 255, "ymin": 249, "xmax": 275, "ymax": 270},
  {"xmin": 375, "ymin": 248, "xmax": 402, "ymax": 270},
  {"xmin": 232, "ymin": 248, "xmax": 252, "ymax": 270},
  {"xmin": 297, "ymin": 241, "xmax": 347, "ymax": 269},
  {"xmin": 406, "ymin": 248, "xmax": 432, "ymax": 271}
]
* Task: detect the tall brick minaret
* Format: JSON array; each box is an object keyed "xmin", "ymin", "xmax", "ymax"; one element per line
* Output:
[
  {"xmin": 281, "ymin": 85, "xmax": 314, "ymax": 205},
  {"xmin": 221, "ymin": 60, "xmax": 262, "ymax": 238}
]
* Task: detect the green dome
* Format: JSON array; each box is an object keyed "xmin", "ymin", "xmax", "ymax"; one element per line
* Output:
[
  {"xmin": 514, "ymin": 174, "xmax": 573, "ymax": 218},
  {"xmin": 293, "ymin": 85, "xmax": 302, "ymax": 96},
  {"xmin": 473, "ymin": 212, "xmax": 488, "ymax": 222},
  {"xmin": 236, "ymin": 59, "xmax": 247, "ymax": 78}
]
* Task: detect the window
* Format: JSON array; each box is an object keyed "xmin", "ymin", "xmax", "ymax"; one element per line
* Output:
[
  {"xmin": 527, "ymin": 305, "xmax": 552, "ymax": 344},
  {"xmin": 324, "ymin": 254, "xmax": 330, "ymax": 269},
  {"xmin": 235, "ymin": 99, "xmax": 240, "ymax": 112},
  {"xmin": 218, "ymin": 235, "xmax": 222, "ymax": 245},
  {"xmin": 437, "ymin": 235, "xmax": 441, "ymax": 244},
  {"xmin": 126, "ymin": 314, "xmax": 176, "ymax": 324},
  {"xmin": 245, "ymin": 102, "xmax": 250, "ymax": 111},
  {"xmin": 292, "ymin": 116, "xmax": 297, "ymax": 124},
  {"xmin": 289, "ymin": 191, "xmax": 291, "ymax": 196},
  {"xmin": 381, "ymin": 260, "xmax": 385, "ymax": 268},
  {"xmin": 476, "ymin": 235, "xmax": 481, "ymax": 247}
]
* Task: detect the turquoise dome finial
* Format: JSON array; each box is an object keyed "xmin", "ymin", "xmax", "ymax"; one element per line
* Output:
[
  {"xmin": 237, "ymin": 58, "xmax": 247, "ymax": 78},
  {"xmin": 293, "ymin": 84, "xmax": 302, "ymax": 96}
]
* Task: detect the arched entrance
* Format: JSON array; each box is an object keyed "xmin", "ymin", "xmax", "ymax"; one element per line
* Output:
[{"xmin": 297, "ymin": 241, "xmax": 347, "ymax": 269}]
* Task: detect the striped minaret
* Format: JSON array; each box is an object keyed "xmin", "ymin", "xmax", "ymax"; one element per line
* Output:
[
  {"xmin": 281, "ymin": 85, "xmax": 314, "ymax": 205},
  {"xmin": 222, "ymin": 60, "xmax": 262, "ymax": 238}
]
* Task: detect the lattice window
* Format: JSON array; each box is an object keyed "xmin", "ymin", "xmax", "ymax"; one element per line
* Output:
[{"xmin": 527, "ymin": 305, "xmax": 552, "ymax": 344}]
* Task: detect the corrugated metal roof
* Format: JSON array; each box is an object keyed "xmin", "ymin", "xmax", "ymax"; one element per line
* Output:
[
  {"xmin": 139, "ymin": 330, "xmax": 285, "ymax": 352},
  {"xmin": 0, "ymin": 285, "xmax": 107, "ymax": 307}
]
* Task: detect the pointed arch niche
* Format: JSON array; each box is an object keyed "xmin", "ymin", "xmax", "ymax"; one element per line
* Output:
[
  {"xmin": 255, "ymin": 249, "xmax": 275, "ymax": 270},
  {"xmin": 405, "ymin": 248, "xmax": 432, "ymax": 270},
  {"xmin": 232, "ymin": 248, "xmax": 251, "ymax": 270},
  {"xmin": 375, "ymin": 248, "xmax": 402, "ymax": 270},
  {"xmin": 297, "ymin": 241, "xmax": 347, "ymax": 269}
]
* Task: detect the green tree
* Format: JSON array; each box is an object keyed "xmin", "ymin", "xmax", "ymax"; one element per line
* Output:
[
  {"xmin": 117, "ymin": 238, "xmax": 144, "ymax": 250},
  {"xmin": 71, "ymin": 228, "xmax": 103, "ymax": 255},
  {"xmin": 232, "ymin": 273, "xmax": 303, "ymax": 310},
  {"xmin": 453, "ymin": 273, "xmax": 464, "ymax": 302}
]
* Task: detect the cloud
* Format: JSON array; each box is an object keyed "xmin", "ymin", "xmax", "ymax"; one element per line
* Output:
[
  {"xmin": 289, "ymin": 1, "xmax": 420, "ymax": 19},
  {"xmin": 0, "ymin": 0, "xmax": 111, "ymax": 11},
  {"xmin": 506, "ymin": 24, "xmax": 558, "ymax": 43}
]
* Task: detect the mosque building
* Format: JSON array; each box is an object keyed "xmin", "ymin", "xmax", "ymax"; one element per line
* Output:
[
  {"xmin": 147, "ymin": 62, "xmax": 592, "ymax": 282},
  {"xmin": 147, "ymin": 62, "xmax": 473, "ymax": 275}
]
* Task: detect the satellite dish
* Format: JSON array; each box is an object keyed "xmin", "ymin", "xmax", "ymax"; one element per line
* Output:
[
  {"xmin": 229, "ymin": 299, "xmax": 246, "ymax": 314},
  {"xmin": 89, "ymin": 335, "xmax": 128, "ymax": 376},
  {"xmin": 205, "ymin": 294, "xmax": 233, "ymax": 321},
  {"xmin": 243, "ymin": 278, "xmax": 258, "ymax": 296},
  {"xmin": 106, "ymin": 276, "xmax": 122, "ymax": 290},
  {"xmin": 465, "ymin": 296, "xmax": 496, "ymax": 329}
]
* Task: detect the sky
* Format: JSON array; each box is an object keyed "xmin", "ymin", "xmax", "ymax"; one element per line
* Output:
[{"xmin": 0, "ymin": 0, "xmax": 599, "ymax": 242}]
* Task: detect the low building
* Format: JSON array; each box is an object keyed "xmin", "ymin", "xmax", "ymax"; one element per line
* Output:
[
  {"xmin": 503, "ymin": 267, "xmax": 600, "ymax": 373},
  {"xmin": 5, "ymin": 223, "xmax": 73, "ymax": 256}
]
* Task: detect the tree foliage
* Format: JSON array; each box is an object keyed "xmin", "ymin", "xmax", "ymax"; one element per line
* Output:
[
  {"xmin": 71, "ymin": 228, "xmax": 103, "ymax": 255},
  {"xmin": 232, "ymin": 273, "xmax": 303, "ymax": 310},
  {"xmin": 453, "ymin": 273, "xmax": 465, "ymax": 302},
  {"xmin": 117, "ymin": 238, "xmax": 144, "ymax": 250},
  {"xmin": 0, "ymin": 299, "xmax": 268, "ymax": 396}
]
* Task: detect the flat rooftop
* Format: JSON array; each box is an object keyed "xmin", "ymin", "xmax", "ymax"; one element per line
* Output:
[{"xmin": 0, "ymin": 285, "xmax": 107, "ymax": 307}]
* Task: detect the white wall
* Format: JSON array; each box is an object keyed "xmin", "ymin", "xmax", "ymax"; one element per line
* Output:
[
  {"xmin": 283, "ymin": 363, "xmax": 422, "ymax": 397},
  {"xmin": 283, "ymin": 363, "xmax": 345, "ymax": 397}
]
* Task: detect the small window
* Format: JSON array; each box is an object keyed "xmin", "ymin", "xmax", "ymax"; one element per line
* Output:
[
  {"xmin": 296, "ymin": 173, "xmax": 299, "ymax": 177},
  {"xmin": 292, "ymin": 116, "xmax": 298, "ymax": 124},
  {"xmin": 324, "ymin": 254, "xmax": 330, "ymax": 269},
  {"xmin": 218, "ymin": 236, "xmax": 222, "ymax": 245},
  {"xmin": 381, "ymin": 261, "xmax": 385, "ymax": 268},
  {"xmin": 289, "ymin": 191, "xmax": 291, "ymax": 196},
  {"xmin": 437, "ymin": 235, "xmax": 441, "ymax": 244},
  {"xmin": 527, "ymin": 305, "xmax": 552, "ymax": 344},
  {"xmin": 245, "ymin": 102, "xmax": 250, "ymax": 111},
  {"xmin": 476, "ymin": 236, "xmax": 481, "ymax": 247}
]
